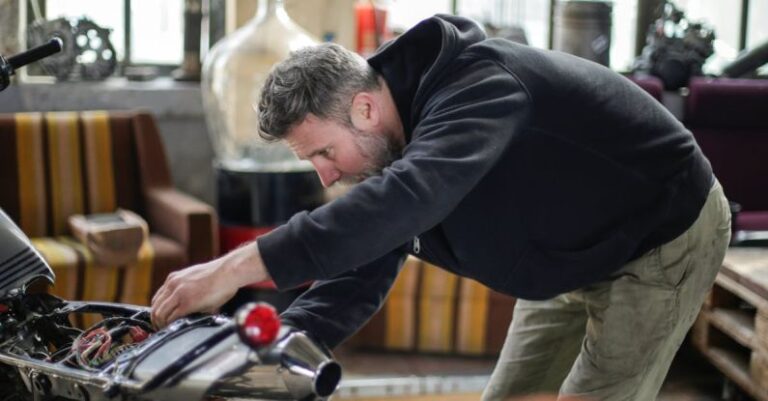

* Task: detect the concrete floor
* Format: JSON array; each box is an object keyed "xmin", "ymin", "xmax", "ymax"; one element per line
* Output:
[{"xmin": 332, "ymin": 339, "xmax": 728, "ymax": 400}]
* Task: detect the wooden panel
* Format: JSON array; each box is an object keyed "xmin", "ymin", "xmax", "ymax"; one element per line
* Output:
[
  {"xmin": 707, "ymin": 308, "xmax": 756, "ymax": 349},
  {"xmin": 351, "ymin": 257, "xmax": 516, "ymax": 356},
  {"xmin": 455, "ymin": 278, "xmax": 490, "ymax": 355},
  {"xmin": 705, "ymin": 347, "xmax": 766, "ymax": 401},
  {"xmin": 721, "ymin": 248, "xmax": 768, "ymax": 311},
  {"xmin": 383, "ymin": 258, "xmax": 420, "ymax": 350},
  {"xmin": 350, "ymin": 257, "xmax": 421, "ymax": 351},
  {"xmin": 705, "ymin": 279, "xmax": 743, "ymax": 310},
  {"xmin": 750, "ymin": 351, "xmax": 768, "ymax": 394},
  {"xmin": 694, "ymin": 250, "xmax": 768, "ymax": 401},
  {"xmin": 417, "ymin": 262, "xmax": 458, "ymax": 353},
  {"xmin": 691, "ymin": 314, "xmax": 709, "ymax": 353},
  {"xmin": 756, "ymin": 311, "xmax": 768, "ymax": 352}
]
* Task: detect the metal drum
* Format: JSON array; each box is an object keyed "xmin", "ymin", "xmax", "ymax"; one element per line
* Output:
[{"xmin": 553, "ymin": 0, "xmax": 613, "ymax": 67}]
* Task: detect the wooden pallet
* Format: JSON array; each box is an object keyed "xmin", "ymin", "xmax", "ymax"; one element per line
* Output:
[{"xmin": 692, "ymin": 247, "xmax": 768, "ymax": 400}]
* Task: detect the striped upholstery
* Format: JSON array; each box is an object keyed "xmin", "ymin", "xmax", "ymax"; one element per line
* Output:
[
  {"xmin": 352, "ymin": 256, "xmax": 517, "ymax": 356},
  {"xmin": 418, "ymin": 263, "xmax": 459, "ymax": 353},
  {"xmin": 0, "ymin": 111, "xmax": 214, "ymax": 307},
  {"xmin": 384, "ymin": 257, "xmax": 420, "ymax": 350},
  {"xmin": 29, "ymin": 235, "xmax": 162, "ymax": 304},
  {"xmin": 455, "ymin": 277, "xmax": 492, "ymax": 354}
]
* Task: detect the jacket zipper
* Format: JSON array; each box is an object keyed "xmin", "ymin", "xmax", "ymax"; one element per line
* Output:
[{"xmin": 412, "ymin": 236, "xmax": 421, "ymax": 254}]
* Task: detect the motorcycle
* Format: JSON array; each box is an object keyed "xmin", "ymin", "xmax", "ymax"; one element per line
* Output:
[{"xmin": 0, "ymin": 42, "xmax": 342, "ymax": 401}]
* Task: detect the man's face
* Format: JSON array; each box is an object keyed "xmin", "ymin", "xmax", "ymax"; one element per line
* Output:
[{"xmin": 286, "ymin": 114, "xmax": 401, "ymax": 187}]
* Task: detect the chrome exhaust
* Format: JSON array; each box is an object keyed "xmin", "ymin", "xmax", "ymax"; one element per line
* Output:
[{"xmin": 208, "ymin": 330, "xmax": 342, "ymax": 400}]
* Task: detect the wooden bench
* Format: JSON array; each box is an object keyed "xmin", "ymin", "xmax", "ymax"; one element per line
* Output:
[{"xmin": 692, "ymin": 247, "xmax": 768, "ymax": 400}]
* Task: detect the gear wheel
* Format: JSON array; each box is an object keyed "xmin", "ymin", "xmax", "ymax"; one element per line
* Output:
[
  {"xmin": 26, "ymin": 17, "xmax": 77, "ymax": 80},
  {"xmin": 73, "ymin": 18, "xmax": 117, "ymax": 80}
]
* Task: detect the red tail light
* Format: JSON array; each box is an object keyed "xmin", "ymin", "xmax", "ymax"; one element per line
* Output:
[{"xmin": 235, "ymin": 302, "xmax": 281, "ymax": 348}]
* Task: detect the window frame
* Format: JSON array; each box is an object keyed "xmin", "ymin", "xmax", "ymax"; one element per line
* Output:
[{"xmin": 25, "ymin": 0, "xmax": 225, "ymax": 78}]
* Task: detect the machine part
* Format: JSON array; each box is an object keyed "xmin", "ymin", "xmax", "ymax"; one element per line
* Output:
[
  {"xmin": 73, "ymin": 18, "xmax": 116, "ymax": 80},
  {"xmin": 0, "ymin": 210, "xmax": 54, "ymax": 298},
  {"xmin": 0, "ymin": 207, "xmax": 342, "ymax": 401},
  {"xmin": 71, "ymin": 317, "xmax": 154, "ymax": 370},
  {"xmin": 26, "ymin": 17, "xmax": 116, "ymax": 81},
  {"xmin": 633, "ymin": 1, "xmax": 715, "ymax": 90},
  {"xmin": 235, "ymin": 302, "xmax": 280, "ymax": 347},
  {"xmin": 27, "ymin": 18, "xmax": 77, "ymax": 80},
  {"xmin": 0, "ymin": 38, "xmax": 63, "ymax": 91},
  {"xmin": 0, "ymin": 55, "xmax": 10, "ymax": 91},
  {"xmin": 722, "ymin": 39, "xmax": 768, "ymax": 78}
]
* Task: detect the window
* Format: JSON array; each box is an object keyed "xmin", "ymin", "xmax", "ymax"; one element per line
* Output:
[
  {"xmin": 457, "ymin": 0, "xmax": 551, "ymax": 49},
  {"xmin": 44, "ymin": 0, "xmax": 129, "ymax": 62},
  {"xmin": 128, "ymin": 0, "xmax": 184, "ymax": 65},
  {"xmin": 387, "ymin": 0, "xmax": 639, "ymax": 72},
  {"xmin": 27, "ymin": 0, "xmax": 187, "ymax": 76},
  {"xmin": 386, "ymin": 0, "xmax": 452, "ymax": 33},
  {"xmin": 747, "ymin": 0, "xmax": 768, "ymax": 48},
  {"xmin": 747, "ymin": 0, "xmax": 768, "ymax": 74},
  {"xmin": 674, "ymin": 0, "xmax": 743, "ymax": 74},
  {"xmin": 610, "ymin": 0, "xmax": 639, "ymax": 72}
]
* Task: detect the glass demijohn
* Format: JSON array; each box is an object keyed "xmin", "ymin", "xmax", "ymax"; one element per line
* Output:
[{"xmin": 202, "ymin": 0, "xmax": 318, "ymax": 172}]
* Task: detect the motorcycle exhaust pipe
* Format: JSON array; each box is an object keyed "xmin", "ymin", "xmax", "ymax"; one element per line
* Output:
[
  {"xmin": 208, "ymin": 330, "xmax": 342, "ymax": 400},
  {"xmin": 209, "ymin": 303, "xmax": 342, "ymax": 400},
  {"xmin": 273, "ymin": 331, "xmax": 343, "ymax": 398}
]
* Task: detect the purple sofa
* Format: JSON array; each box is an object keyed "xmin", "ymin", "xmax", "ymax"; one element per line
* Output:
[{"xmin": 685, "ymin": 77, "xmax": 768, "ymax": 231}]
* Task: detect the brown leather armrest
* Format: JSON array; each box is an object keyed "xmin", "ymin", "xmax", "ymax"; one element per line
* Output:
[{"xmin": 145, "ymin": 187, "xmax": 219, "ymax": 265}]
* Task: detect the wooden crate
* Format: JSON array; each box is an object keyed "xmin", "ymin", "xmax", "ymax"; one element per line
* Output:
[{"xmin": 692, "ymin": 247, "xmax": 768, "ymax": 401}]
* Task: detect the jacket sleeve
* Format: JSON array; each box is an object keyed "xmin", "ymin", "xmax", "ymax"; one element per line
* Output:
[
  {"xmin": 279, "ymin": 248, "xmax": 406, "ymax": 349},
  {"xmin": 258, "ymin": 60, "xmax": 532, "ymax": 289}
]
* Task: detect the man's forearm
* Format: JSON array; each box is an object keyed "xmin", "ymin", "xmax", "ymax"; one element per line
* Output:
[{"xmin": 225, "ymin": 241, "xmax": 272, "ymax": 286}]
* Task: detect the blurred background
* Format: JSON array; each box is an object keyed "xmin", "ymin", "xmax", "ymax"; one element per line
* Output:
[{"xmin": 1, "ymin": 1, "xmax": 768, "ymax": 400}]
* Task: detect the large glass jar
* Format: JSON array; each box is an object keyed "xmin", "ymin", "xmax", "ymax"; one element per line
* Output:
[
  {"xmin": 202, "ymin": 0, "xmax": 325, "ymax": 250},
  {"xmin": 202, "ymin": 0, "xmax": 318, "ymax": 172}
]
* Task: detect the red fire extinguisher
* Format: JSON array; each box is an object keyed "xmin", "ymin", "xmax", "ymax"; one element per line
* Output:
[{"xmin": 356, "ymin": 0, "xmax": 388, "ymax": 57}]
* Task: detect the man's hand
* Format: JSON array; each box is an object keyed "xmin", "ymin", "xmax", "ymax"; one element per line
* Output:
[{"xmin": 150, "ymin": 242, "xmax": 271, "ymax": 328}]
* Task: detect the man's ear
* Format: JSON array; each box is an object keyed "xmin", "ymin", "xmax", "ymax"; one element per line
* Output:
[{"xmin": 349, "ymin": 92, "xmax": 379, "ymax": 131}]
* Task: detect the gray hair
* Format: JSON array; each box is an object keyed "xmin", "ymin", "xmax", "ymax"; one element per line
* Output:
[{"xmin": 257, "ymin": 43, "xmax": 381, "ymax": 141}]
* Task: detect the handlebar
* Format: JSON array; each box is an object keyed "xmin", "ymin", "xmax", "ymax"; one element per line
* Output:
[{"xmin": 0, "ymin": 38, "xmax": 63, "ymax": 92}]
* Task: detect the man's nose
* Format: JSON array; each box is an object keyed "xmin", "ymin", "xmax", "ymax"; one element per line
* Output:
[{"xmin": 312, "ymin": 160, "xmax": 340, "ymax": 187}]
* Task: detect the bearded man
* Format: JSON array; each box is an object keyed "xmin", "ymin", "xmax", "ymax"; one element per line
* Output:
[{"xmin": 152, "ymin": 15, "xmax": 730, "ymax": 401}]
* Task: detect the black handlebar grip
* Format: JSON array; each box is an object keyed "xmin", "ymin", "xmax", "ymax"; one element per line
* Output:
[{"xmin": 7, "ymin": 37, "xmax": 63, "ymax": 71}]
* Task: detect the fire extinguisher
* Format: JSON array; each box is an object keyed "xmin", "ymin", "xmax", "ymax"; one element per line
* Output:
[{"xmin": 356, "ymin": 0, "xmax": 388, "ymax": 57}]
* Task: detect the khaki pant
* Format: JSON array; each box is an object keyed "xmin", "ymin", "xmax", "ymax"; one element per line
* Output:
[{"xmin": 482, "ymin": 181, "xmax": 731, "ymax": 401}]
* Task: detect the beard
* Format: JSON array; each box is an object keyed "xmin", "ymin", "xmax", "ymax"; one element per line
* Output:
[{"xmin": 340, "ymin": 128, "xmax": 402, "ymax": 185}]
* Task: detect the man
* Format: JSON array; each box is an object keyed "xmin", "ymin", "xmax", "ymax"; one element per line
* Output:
[{"xmin": 151, "ymin": 14, "xmax": 731, "ymax": 400}]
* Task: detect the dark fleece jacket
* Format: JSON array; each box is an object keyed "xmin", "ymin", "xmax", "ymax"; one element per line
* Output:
[{"xmin": 257, "ymin": 15, "xmax": 713, "ymax": 348}]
